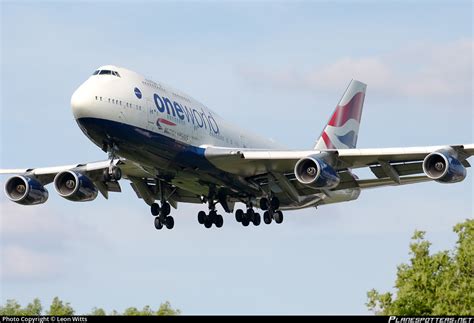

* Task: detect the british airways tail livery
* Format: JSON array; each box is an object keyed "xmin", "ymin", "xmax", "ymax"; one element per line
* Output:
[{"xmin": 1, "ymin": 65, "xmax": 473, "ymax": 230}]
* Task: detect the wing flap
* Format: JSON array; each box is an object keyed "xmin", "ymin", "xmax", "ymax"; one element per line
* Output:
[{"xmin": 370, "ymin": 161, "xmax": 423, "ymax": 179}]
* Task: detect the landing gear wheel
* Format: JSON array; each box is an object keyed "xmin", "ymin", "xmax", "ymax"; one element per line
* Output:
[
  {"xmin": 204, "ymin": 218, "xmax": 212, "ymax": 229},
  {"xmin": 235, "ymin": 209, "xmax": 244, "ymax": 222},
  {"xmin": 242, "ymin": 218, "xmax": 250, "ymax": 227},
  {"xmin": 102, "ymin": 168, "xmax": 111, "ymax": 182},
  {"xmin": 209, "ymin": 210, "xmax": 217, "ymax": 223},
  {"xmin": 112, "ymin": 167, "xmax": 122, "ymax": 181},
  {"xmin": 270, "ymin": 197, "xmax": 280, "ymax": 210},
  {"xmin": 253, "ymin": 213, "xmax": 261, "ymax": 226},
  {"xmin": 151, "ymin": 203, "xmax": 160, "ymax": 216},
  {"xmin": 247, "ymin": 208, "xmax": 255, "ymax": 221},
  {"xmin": 215, "ymin": 214, "xmax": 224, "ymax": 228},
  {"xmin": 274, "ymin": 210, "xmax": 284, "ymax": 224},
  {"xmin": 165, "ymin": 216, "xmax": 174, "ymax": 229},
  {"xmin": 154, "ymin": 217, "xmax": 163, "ymax": 230},
  {"xmin": 259, "ymin": 198, "xmax": 269, "ymax": 211},
  {"xmin": 263, "ymin": 211, "xmax": 272, "ymax": 224},
  {"xmin": 161, "ymin": 202, "xmax": 171, "ymax": 216},
  {"xmin": 198, "ymin": 211, "xmax": 206, "ymax": 224}
]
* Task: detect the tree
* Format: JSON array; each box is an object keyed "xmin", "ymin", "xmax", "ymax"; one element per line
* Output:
[
  {"xmin": 24, "ymin": 298, "xmax": 42, "ymax": 316},
  {"xmin": 89, "ymin": 307, "xmax": 106, "ymax": 315},
  {"xmin": 367, "ymin": 219, "xmax": 474, "ymax": 315},
  {"xmin": 47, "ymin": 297, "xmax": 75, "ymax": 316},
  {"xmin": 156, "ymin": 301, "xmax": 181, "ymax": 315},
  {"xmin": 0, "ymin": 297, "xmax": 180, "ymax": 315},
  {"xmin": 0, "ymin": 298, "xmax": 42, "ymax": 315},
  {"xmin": 0, "ymin": 299, "xmax": 23, "ymax": 315}
]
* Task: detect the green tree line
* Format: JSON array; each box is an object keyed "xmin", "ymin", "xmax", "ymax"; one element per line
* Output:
[
  {"xmin": 367, "ymin": 218, "xmax": 473, "ymax": 315},
  {"xmin": 0, "ymin": 297, "xmax": 180, "ymax": 316}
]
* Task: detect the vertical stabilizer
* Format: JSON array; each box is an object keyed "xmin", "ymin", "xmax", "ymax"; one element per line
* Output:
[{"xmin": 314, "ymin": 80, "xmax": 366, "ymax": 150}]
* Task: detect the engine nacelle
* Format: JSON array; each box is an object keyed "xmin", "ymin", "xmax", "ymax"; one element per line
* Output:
[
  {"xmin": 294, "ymin": 155, "xmax": 340, "ymax": 189},
  {"xmin": 54, "ymin": 170, "xmax": 98, "ymax": 202},
  {"xmin": 422, "ymin": 149, "xmax": 466, "ymax": 183},
  {"xmin": 5, "ymin": 175, "xmax": 48, "ymax": 205}
]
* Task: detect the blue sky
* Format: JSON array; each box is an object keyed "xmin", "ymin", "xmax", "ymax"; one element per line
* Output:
[{"xmin": 0, "ymin": 0, "xmax": 472, "ymax": 315}]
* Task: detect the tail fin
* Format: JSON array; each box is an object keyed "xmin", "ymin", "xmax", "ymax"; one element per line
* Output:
[{"xmin": 314, "ymin": 79, "xmax": 367, "ymax": 150}]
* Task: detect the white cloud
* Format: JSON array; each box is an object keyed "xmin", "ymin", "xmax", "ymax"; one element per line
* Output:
[{"xmin": 238, "ymin": 39, "xmax": 473, "ymax": 103}]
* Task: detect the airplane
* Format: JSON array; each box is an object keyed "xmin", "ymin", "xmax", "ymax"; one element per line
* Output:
[{"xmin": 1, "ymin": 65, "xmax": 473, "ymax": 230}]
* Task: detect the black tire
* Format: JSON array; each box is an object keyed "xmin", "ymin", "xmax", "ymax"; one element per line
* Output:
[
  {"xmin": 263, "ymin": 211, "xmax": 272, "ymax": 224},
  {"xmin": 270, "ymin": 197, "xmax": 280, "ymax": 210},
  {"xmin": 235, "ymin": 209, "xmax": 244, "ymax": 222},
  {"xmin": 151, "ymin": 203, "xmax": 160, "ymax": 216},
  {"xmin": 242, "ymin": 218, "xmax": 250, "ymax": 227},
  {"xmin": 112, "ymin": 167, "xmax": 122, "ymax": 181},
  {"xmin": 247, "ymin": 208, "xmax": 255, "ymax": 221},
  {"xmin": 103, "ymin": 168, "xmax": 111, "ymax": 182},
  {"xmin": 154, "ymin": 217, "xmax": 163, "ymax": 230},
  {"xmin": 209, "ymin": 210, "xmax": 217, "ymax": 223},
  {"xmin": 197, "ymin": 211, "xmax": 206, "ymax": 224},
  {"xmin": 161, "ymin": 202, "xmax": 171, "ymax": 216},
  {"xmin": 204, "ymin": 218, "xmax": 212, "ymax": 228},
  {"xmin": 215, "ymin": 214, "xmax": 224, "ymax": 228},
  {"xmin": 259, "ymin": 198, "xmax": 269, "ymax": 211},
  {"xmin": 165, "ymin": 216, "xmax": 174, "ymax": 229},
  {"xmin": 253, "ymin": 213, "xmax": 261, "ymax": 226},
  {"xmin": 274, "ymin": 210, "xmax": 284, "ymax": 224}
]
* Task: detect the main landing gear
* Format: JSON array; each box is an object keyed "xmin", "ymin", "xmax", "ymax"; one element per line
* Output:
[
  {"xmin": 103, "ymin": 166, "xmax": 122, "ymax": 182},
  {"xmin": 197, "ymin": 202, "xmax": 224, "ymax": 229},
  {"xmin": 259, "ymin": 196, "xmax": 284, "ymax": 225},
  {"xmin": 235, "ymin": 207, "xmax": 261, "ymax": 227},
  {"xmin": 151, "ymin": 201, "xmax": 174, "ymax": 230}
]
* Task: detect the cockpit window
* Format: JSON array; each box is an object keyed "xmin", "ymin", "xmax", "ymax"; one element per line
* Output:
[{"xmin": 93, "ymin": 69, "xmax": 121, "ymax": 77}]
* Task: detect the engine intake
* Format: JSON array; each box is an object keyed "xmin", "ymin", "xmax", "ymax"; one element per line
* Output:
[
  {"xmin": 5, "ymin": 175, "xmax": 48, "ymax": 205},
  {"xmin": 54, "ymin": 170, "xmax": 98, "ymax": 202},
  {"xmin": 294, "ymin": 155, "xmax": 340, "ymax": 189},
  {"xmin": 422, "ymin": 149, "xmax": 466, "ymax": 183}
]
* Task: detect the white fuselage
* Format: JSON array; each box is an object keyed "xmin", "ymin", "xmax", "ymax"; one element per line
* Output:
[{"xmin": 71, "ymin": 65, "xmax": 280, "ymax": 152}]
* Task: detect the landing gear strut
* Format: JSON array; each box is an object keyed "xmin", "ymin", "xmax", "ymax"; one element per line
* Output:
[{"xmin": 151, "ymin": 201, "xmax": 174, "ymax": 230}]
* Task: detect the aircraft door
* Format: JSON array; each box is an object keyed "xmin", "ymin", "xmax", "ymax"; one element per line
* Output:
[{"xmin": 147, "ymin": 99, "xmax": 157, "ymax": 131}]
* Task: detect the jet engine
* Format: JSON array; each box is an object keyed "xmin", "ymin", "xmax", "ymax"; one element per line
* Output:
[
  {"xmin": 422, "ymin": 149, "xmax": 466, "ymax": 184},
  {"xmin": 54, "ymin": 170, "xmax": 98, "ymax": 202},
  {"xmin": 294, "ymin": 155, "xmax": 340, "ymax": 189},
  {"xmin": 4, "ymin": 175, "xmax": 49, "ymax": 205}
]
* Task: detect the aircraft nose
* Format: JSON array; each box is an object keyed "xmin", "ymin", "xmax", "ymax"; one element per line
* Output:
[{"xmin": 71, "ymin": 82, "xmax": 93, "ymax": 119}]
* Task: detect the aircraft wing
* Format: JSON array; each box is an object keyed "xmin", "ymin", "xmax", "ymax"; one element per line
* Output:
[
  {"xmin": 0, "ymin": 159, "xmax": 151, "ymax": 183},
  {"xmin": 204, "ymin": 143, "xmax": 474, "ymax": 190},
  {"xmin": 0, "ymin": 159, "xmax": 154, "ymax": 199}
]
